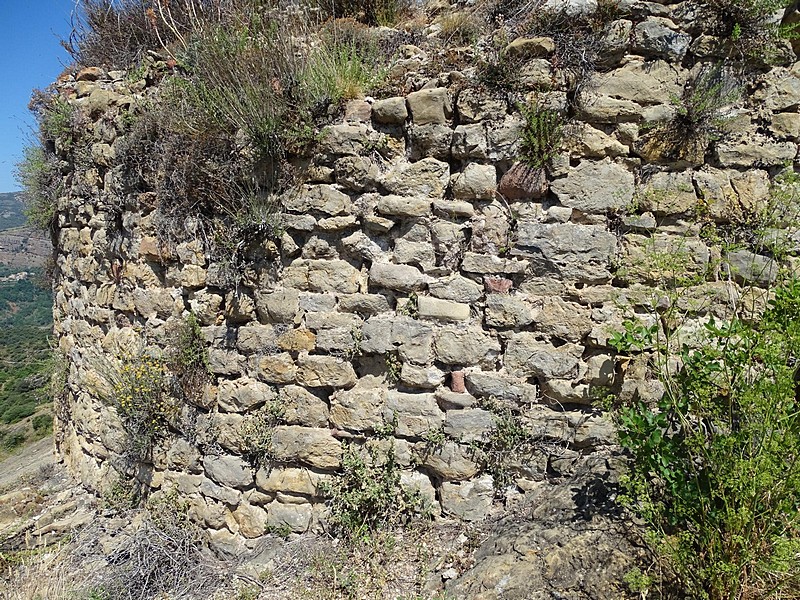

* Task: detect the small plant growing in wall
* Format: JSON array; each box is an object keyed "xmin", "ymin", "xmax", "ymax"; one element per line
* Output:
[
  {"xmin": 637, "ymin": 65, "xmax": 739, "ymax": 165},
  {"xmin": 518, "ymin": 102, "xmax": 564, "ymax": 170},
  {"xmin": 240, "ymin": 397, "xmax": 285, "ymax": 467},
  {"xmin": 321, "ymin": 441, "xmax": 430, "ymax": 541},
  {"xmin": 113, "ymin": 354, "xmax": 177, "ymax": 463},
  {"xmin": 470, "ymin": 399, "xmax": 539, "ymax": 494},
  {"xmin": 168, "ymin": 312, "xmax": 211, "ymax": 403}
]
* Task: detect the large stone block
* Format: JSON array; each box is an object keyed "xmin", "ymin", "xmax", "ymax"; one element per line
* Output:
[
  {"xmin": 418, "ymin": 296, "xmax": 471, "ymax": 322},
  {"xmin": 296, "ymin": 354, "xmax": 357, "ymax": 388},
  {"xmin": 307, "ymin": 260, "xmax": 361, "ymax": 294},
  {"xmin": 550, "ymin": 159, "xmax": 634, "ymax": 213},
  {"xmin": 452, "ymin": 163, "xmax": 497, "ymax": 201},
  {"xmin": 383, "ymin": 158, "xmax": 450, "ymax": 198},
  {"xmin": 407, "ymin": 87, "xmax": 450, "ymax": 125},
  {"xmin": 418, "ymin": 441, "xmax": 480, "ymax": 481},
  {"xmin": 330, "ymin": 379, "xmax": 388, "ymax": 432},
  {"xmin": 270, "ymin": 426, "xmax": 343, "ymax": 469},
  {"xmin": 505, "ymin": 334, "xmax": 583, "ymax": 380},
  {"xmin": 266, "ymin": 501, "xmax": 313, "ymax": 533},
  {"xmin": 284, "ymin": 184, "xmax": 351, "ymax": 215},
  {"xmin": 203, "ymin": 455, "xmax": 253, "ymax": 490},
  {"xmin": 440, "ymin": 476, "xmax": 494, "ymax": 520},
  {"xmin": 369, "ymin": 262, "xmax": 429, "ymax": 292},
  {"xmin": 513, "ymin": 222, "xmax": 617, "ymax": 283},
  {"xmin": 217, "ymin": 377, "xmax": 276, "ymax": 412},
  {"xmin": 434, "ymin": 326, "xmax": 501, "ymax": 368},
  {"xmin": 385, "ymin": 391, "xmax": 445, "ymax": 438},
  {"xmin": 593, "ymin": 59, "xmax": 683, "ymax": 105},
  {"xmin": 279, "ymin": 385, "xmax": 329, "ymax": 427}
]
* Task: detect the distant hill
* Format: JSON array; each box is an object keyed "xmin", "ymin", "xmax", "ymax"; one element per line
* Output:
[
  {"xmin": 0, "ymin": 192, "xmax": 27, "ymax": 232},
  {"xmin": 0, "ymin": 192, "xmax": 49, "ymax": 268}
]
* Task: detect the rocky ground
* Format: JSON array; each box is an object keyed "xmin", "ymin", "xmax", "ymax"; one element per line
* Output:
[{"xmin": 0, "ymin": 438, "xmax": 650, "ymax": 599}]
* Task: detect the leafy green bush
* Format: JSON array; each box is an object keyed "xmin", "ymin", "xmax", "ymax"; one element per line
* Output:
[
  {"xmin": 616, "ymin": 280, "xmax": 800, "ymax": 599},
  {"xmin": 101, "ymin": 352, "xmax": 176, "ymax": 463},
  {"xmin": 321, "ymin": 441, "xmax": 430, "ymax": 540},
  {"xmin": 168, "ymin": 313, "xmax": 211, "ymax": 402},
  {"xmin": 518, "ymin": 103, "xmax": 564, "ymax": 169},
  {"xmin": 15, "ymin": 145, "xmax": 62, "ymax": 232},
  {"xmin": 32, "ymin": 413, "xmax": 53, "ymax": 435}
]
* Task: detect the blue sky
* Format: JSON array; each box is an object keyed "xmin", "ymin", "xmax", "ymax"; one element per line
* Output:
[{"xmin": 0, "ymin": 1, "xmax": 73, "ymax": 192}]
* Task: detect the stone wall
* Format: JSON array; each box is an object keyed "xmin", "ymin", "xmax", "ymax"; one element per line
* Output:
[{"xmin": 50, "ymin": 7, "xmax": 800, "ymax": 546}]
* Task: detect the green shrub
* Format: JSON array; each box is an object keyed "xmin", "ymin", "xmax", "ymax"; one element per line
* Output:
[
  {"xmin": 32, "ymin": 413, "xmax": 53, "ymax": 435},
  {"xmin": 1, "ymin": 402, "xmax": 37, "ymax": 424},
  {"xmin": 518, "ymin": 103, "xmax": 564, "ymax": 169},
  {"xmin": 321, "ymin": 441, "xmax": 430, "ymax": 540},
  {"xmin": 101, "ymin": 352, "xmax": 176, "ymax": 463},
  {"xmin": 616, "ymin": 279, "xmax": 800, "ymax": 599},
  {"xmin": 15, "ymin": 146, "xmax": 62, "ymax": 232},
  {"xmin": 1, "ymin": 430, "xmax": 26, "ymax": 450},
  {"xmin": 700, "ymin": 0, "xmax": 797, "ymax": 62},
  {"xmin": 168, "ymin": 313, "xmax": 211, "ymax": 402},
  {"xmin": 637, "ymin": 65, "xmax": 740, "ymax": 165}
]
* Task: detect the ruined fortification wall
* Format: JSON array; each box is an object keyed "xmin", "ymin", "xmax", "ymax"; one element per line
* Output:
[{"xmin": 49, "ymin": 6, "xmax": 800, "ymax": 548}]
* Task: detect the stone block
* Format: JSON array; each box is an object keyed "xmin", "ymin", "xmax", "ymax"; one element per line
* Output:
[
  {"xmin": 418, "ymin": 441, "xmax": 480, "ymax": 481},
  {"xmin": 370, "ymin": 262, "xmax": 429, "ymax": 292},
  {"xmin": 485, "ymin": 294, "xmax": 532, "ymax": 328},
  {"xmin": 233, "ymin": 502, "xmax": 267, "ymax": 538},
  {"xmin": 203, "ymin": 455, "xmax": 253, "ymax": 490},
  {"xmin": 279, "ymin": 385, "xmax": 329, "ymax": 427},
  {"xmin": 267, "ymin": 501, "xmax": 313, "ymax": 533},
  {"xmin": 284, "ymin": 184, "xmax": 351, "ymax": 215},
  {"xmin": 433, "ymin": 326, "xmax": 501, "ymax": 367},
  {"xmin": 400, "ymin": 363, "xmax": 446, "ymax": 389},
  {"xmin": 307, "ymin": 260, "xmax": 361, "ymax": 294},
  {"xmin": 255, "ymin": 353, "xmax": 297, "ymax": 384},
  {"xmin": 550, "ymin": 159, "xmax": 634, "ymax": 213},
  {"xmin": 271, "ymin": 426, "xmax": 342, "ymax": 469},
  {"xmin": 385, "ymin": 391, "xmax": 444, "ymax": 438},
  {"xmin": 372, "ymin": 96, "xmax": 408, "ymax": 124},
  {"xmin": 452, "ymin": 163, "xmax": 497, "ymax": 201},
  {"xmin": 296, "ymin": 354, "xmax": 357, "ymax": 388},
  {"xmin": 444, "ymin": 409, "xmax": 495, "ymax": 443},
  {"xmin": 504, "ymin": 334, "xmax": 582, "ymax": 380},
  {"xmin": 407, "ymin": 87, "xmax": 450, "ymax": 125},
  {"xmin": 440, "ymin": 476, "xmax": 494, "ymax": 520},
  {"xmin": 330, "ymin": 380, "xmax": 388, "ymax": 432},
  {"xmin": 255, "ymin": 288, "xmax": 299, "ymax": 323},
  {"xmin": 465, "ymin": 371, "xmax": 538, "ymax": 404},
  {"xmin": 428, "ymin": 275, "xmax": 483, "ymax": 303},
  {"xmin": 377, "ymin": 195, "xmax": 432, "ymax": 218},
  {"xmin": 383, "ymin": 158, "xmax": 450, "ymax": 198},
  {"xmin": 217, "ymin": 377, "xmax": 276, "ymax": 412}
]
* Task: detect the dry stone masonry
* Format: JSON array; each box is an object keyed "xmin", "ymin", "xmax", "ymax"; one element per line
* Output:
[{"xmin": 49, "ymin": 5, "xmax": 799, "ymax": 557}]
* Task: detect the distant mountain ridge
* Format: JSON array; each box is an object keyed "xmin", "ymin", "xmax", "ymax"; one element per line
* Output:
[
  {"xmin": 0, "ymin": 192, "xmax": 27, "ymax": 232},
  {"xmin": 0, "ymin": 192, "xmax": 49, "ymax": 268}
]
